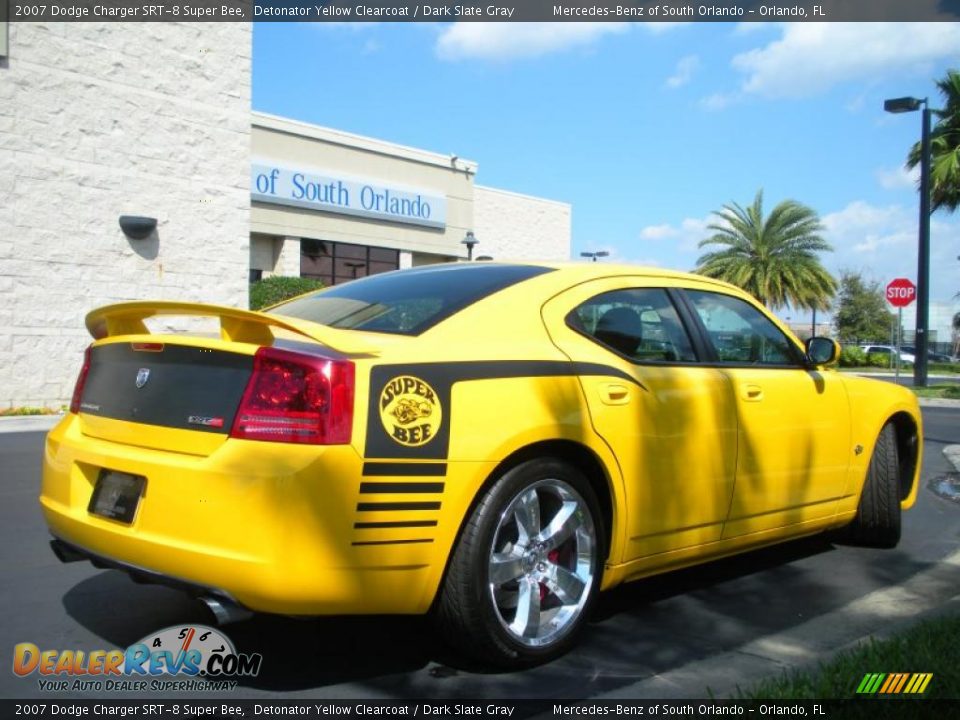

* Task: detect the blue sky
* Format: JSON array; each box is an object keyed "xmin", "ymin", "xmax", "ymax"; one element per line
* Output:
[{"xmin": 253, "ymin": 22, "xmax": 960, "ymax": 317}]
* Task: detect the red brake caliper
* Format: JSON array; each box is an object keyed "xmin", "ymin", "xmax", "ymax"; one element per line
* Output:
[{"xmin": 540, "ymin": 549, "xmax": 561, "ymax": 601}]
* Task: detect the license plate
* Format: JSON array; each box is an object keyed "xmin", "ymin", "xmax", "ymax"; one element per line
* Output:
[{"xmin": 88, "ymin": 470, "xmax": 146, "ymax": 524}]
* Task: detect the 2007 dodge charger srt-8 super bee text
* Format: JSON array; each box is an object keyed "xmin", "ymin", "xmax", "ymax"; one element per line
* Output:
[{"xmin": 41, "ymin": 263, "xmax": 922, "ymax": 666}]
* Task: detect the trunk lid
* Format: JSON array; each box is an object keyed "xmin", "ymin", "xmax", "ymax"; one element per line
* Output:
[{"xmin": 74, "ymin": 301, "xmax": 375, "ymax": 454}]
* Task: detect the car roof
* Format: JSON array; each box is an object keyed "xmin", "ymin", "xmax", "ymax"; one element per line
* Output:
[{"xmin": 439, "ymin": 260, "xmax": 746, "ymax": 294}]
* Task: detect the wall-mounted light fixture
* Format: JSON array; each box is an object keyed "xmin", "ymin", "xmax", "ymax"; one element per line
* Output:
[{"xmin": 118, "ymin": 215, "xmax": 157, "ymax": 240}]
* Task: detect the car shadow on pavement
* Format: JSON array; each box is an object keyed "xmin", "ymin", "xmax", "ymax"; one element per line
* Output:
[
  {"xmin": 61, "ymin": 571, "xmax": 443, "ymax": 690},
  {"xmin": 60, "ymin": 534, "xmax": 937, "ymax": 696}
]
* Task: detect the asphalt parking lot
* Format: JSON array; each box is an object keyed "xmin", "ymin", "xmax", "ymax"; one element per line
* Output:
[{"xmin": 3, "ymin": 406, "xmax": 959, "ymax": 701}]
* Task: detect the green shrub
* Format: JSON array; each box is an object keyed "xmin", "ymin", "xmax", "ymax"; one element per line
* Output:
[
  {"xmin": 249, "ymin": 276, "xmax": 324, "ymax": 311},
  {"xmin": 866, "ymin": 352, "xmax": 892, "ymax": 369},
  {"xmin": 0, "ymin": 406, "xmax": 63, "ymax": 416},
  {"xmin": 838, "ymin": 346, "xmax": 867, "ymax": 368},
  {"xmin": 945, "ymin": 385, "xmax": 960, "ymax": 400}
]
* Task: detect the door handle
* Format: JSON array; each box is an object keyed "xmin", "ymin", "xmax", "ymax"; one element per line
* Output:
[
  {"xmin": 741, "ymin": 384, "xmax": 763, "ymax": 401},
  {"xmin": 599, "ymin": 383, "xmax": 631, "ymax": 405}
]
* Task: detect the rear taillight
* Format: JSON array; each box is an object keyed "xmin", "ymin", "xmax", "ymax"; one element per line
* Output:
[
  {"xmin": 230, "ymin": 347, "xmax": 354, "ymax": 445},
  {"xmin": 69, "ymin": 345, "xmax": 92, "ymax": 414}
]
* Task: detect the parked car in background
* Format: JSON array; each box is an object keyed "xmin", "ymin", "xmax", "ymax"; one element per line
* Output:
[
  {"xmin": 860, "ymin": 344, "xmax": 915, "ymax": 366},
  {"xmin": 899, "ymin": 346, "xmax": 957, "ymax": 364}
]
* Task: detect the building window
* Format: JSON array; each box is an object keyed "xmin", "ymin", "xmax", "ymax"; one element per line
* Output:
[{"xmin": 301, "ymin": 240, "xmax": 399, "ymax": 286}]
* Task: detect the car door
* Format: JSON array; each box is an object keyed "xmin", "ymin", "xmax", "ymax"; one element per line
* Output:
[
  {"xmin": 542, "ymin": 278, "xmax": 738, "ymax": 561},
  {"xmin": 680, "ymin": 289, "xmax": 851, "ymax": 537}
]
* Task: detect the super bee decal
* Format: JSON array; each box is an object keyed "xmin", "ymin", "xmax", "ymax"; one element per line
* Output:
[
  {"xmin": 379, "ymin": 375, "xmax": 442, "ymax": 448},
  {"xmin": 364, "ymin": 361, "xmax": 642, "ymax": 460}
]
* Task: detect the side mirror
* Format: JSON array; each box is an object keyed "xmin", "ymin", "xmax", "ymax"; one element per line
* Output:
[{"xmin": 806, "ymin": 337, "xmax": 840, "ymax": 367}]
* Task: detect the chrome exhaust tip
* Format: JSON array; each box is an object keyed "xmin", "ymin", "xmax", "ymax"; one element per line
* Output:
[{"xmin": 200, "ymin": 595, "xmax": 252, "ymax": 625}]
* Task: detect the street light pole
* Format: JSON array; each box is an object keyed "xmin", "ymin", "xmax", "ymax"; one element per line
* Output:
[
  {"xmin": 580, "ymin": 251, "xmax": 610, "ymax": 263},
  {"xmin": 461, "ymin": 231, "xmax": 478, "ymax": 261},
  {"xmin": 916, "ymin": 103, "xmax": 932, "ymax": 387},
  {"xmin": 883, "ymin": 95, "xmax": 933, "ymax": 387}
]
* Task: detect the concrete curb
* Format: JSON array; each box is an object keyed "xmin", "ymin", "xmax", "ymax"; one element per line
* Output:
[
  {"xmin": 945, "ymin": 445, "xmax": 960, "ymax": 474},
  {"xmin": 917, "ymin": 397, "xmax": 960, "ymax": 407},
  {"xmin": 0, "ymin": 414, "xmax": 63, "ymax": 434},
  {"xmin": 587, "ymin": 552, "xmax": 960, "ymax": 701}
]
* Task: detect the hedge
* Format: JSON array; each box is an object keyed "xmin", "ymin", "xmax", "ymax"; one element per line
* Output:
[{"xmin": 249, "ymin": 276, "xmax": 324, "ymax": 311}]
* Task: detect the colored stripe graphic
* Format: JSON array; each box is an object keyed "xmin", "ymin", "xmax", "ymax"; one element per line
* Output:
[
  {"xmin": 878, "ymin": 674, "xmax": 895, "ymax": 694},
  {"xmin": 856, "ymin": 672, "xmax": 932, "ymax": 695},
  {"xmin": 892, "ymin": 673, "xmax": 909, "ymax": 693}
]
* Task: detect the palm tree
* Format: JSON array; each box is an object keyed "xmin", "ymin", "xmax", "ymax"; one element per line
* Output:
[
  {"xmin": 906, "ymin": 69, "xmax": 960, "ymax": 213},
  {"xmin": 695, "ymin": 190, "xmax": 837, "ymax": 310}
]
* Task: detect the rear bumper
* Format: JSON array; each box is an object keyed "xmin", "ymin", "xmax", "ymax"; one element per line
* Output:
[
  {"xmin": 41, "ymin": 414, "xmax": 451, "ymax": 615},
  {"xmin": 49, "ymin": 536, "xmax": 251, "ymax": 622}
]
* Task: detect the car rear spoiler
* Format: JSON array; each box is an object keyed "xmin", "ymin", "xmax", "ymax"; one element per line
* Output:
[{"xmin": 85, "ymin": 301, "xmax": 379, "ymax": 355}]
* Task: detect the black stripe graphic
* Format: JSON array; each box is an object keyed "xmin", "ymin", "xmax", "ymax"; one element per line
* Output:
[
  {"xmin": 360, "ymin": 482, "xmax": 444, "ymax": 494},
  {"xmin": 352, "ymin": 539, "xmax": 434, "ymax": 546},
  {"xmin": 366, "ymin": 360, "xmax": 643, "ymax": 460},
  {"xmin": 354, "ymin": 520, "xmax": 438, "ymax": 529},
  {"xmin": 356, "ymin": 501, "xmax": 441, "ymax": 512},
  {"xmin": 362, "ymin": 462, "xmax": 447, "ymax": 477}
]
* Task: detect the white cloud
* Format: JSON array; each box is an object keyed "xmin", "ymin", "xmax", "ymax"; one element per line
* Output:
[
  {"xmin": 435, "ymin": 22, "xmax": 630, "ymax": 61},
  {"xmin": 730, "ymin": 22, "xmax": 960, "ymax": 99},
  {"xmin": 822, "ymin": 201, "xmax": 960, "ymax": 302},
  {"xmin": 639, "ymin": 215, "xmax": 712, "ymax": 252},
  {"xmin": 666, "ymin": 55, "xmax": 700, "ymax": 88},
  {"xmin": 876, "ymin": 165, "xmax": 920, "ymax": 191},
  {"xmin": 639, "ymin": 223, "xmax": 679, "ymax": 240},
  {"xmin": 700, "ymin": 92, "xmax": 738, "ymax": 111},
  {"xmin": 635, "ymin": 203, "xmax": 960, "ymax": 302}
]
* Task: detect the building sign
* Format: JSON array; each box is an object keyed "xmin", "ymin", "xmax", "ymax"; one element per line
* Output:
[{"xmin": 251, "ymin": 161, "xmax": 446, "ymax": 229}]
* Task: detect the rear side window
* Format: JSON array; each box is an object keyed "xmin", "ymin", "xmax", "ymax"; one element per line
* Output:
[
  {"xmin": 567, "ymin": 288, "xmax": 697, "ymax": 363},
  {"xmin": 269, "ymin": 263, "xmax": 552, "ymax": 335}
]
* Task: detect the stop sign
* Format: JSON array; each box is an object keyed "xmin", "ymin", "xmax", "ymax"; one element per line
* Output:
[{"xmin": 886, "ymin": 277, "xmax": 916, "ymax": 307}]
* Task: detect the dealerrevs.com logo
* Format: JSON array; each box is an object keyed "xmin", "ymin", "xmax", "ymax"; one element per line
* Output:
[{"xmin": 13, "ymin": 625, "xmax": 262, "ymax": 692}]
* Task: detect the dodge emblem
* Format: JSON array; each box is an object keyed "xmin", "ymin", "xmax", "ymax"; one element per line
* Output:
[{"xmin": 135, "ymin": 368, "xmax": 151, "ymax": 389}]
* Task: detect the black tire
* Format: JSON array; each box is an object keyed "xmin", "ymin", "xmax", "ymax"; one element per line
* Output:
[
  {"xmin": 435, "ymin": 458, "xmax": 604, "ymax": 668},
  {"xmin": 844, "ymin": 422, "xmax": 901, "ymax": 548}
]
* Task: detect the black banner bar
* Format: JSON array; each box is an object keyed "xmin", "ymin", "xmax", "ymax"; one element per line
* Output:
[
  {"xmin": 4, "ymin": 0, "xmax": 960, "ymax": 22},
  {"xmin": 3, "ymin": 699, "xmax": 959, "ymax": 718}
]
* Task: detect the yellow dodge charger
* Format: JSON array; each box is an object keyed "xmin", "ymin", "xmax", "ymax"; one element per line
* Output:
[{"xmin": 42, "ymin": 263, "xmax": 922, "ymax": 666}]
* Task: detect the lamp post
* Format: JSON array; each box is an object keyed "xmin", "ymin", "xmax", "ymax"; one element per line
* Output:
[
  {"xmin": 580, "ymin": 251, "xmax": 610, "ymax": 263},
  {"xmin": 884, "ymin": 95, "xmax": 932, "ymax": 387},
  {"xmin": 461, "ymin": 231, "xmax": 478, "ymax": 261}
]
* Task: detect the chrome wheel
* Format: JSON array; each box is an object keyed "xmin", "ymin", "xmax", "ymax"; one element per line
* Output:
[{"xmin": 487, "ymin": 478, "xmax": 597, "ymax": 648}]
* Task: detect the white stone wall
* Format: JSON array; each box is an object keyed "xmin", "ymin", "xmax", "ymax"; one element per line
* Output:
[
  {"xmin": 0, "ymin": 23, "xmax": 251, "ymax": 408},
  {"xmin": 275, "ymin": 237, "xmax": 302, "ymax": 277},
  {"xmin": 473, "ymin": 186, "xmax": 571, "ymax": 262}
]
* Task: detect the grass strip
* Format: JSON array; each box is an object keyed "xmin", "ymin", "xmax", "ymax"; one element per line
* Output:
[{"xmin": 735, "ymin": 614, "xmax": 960, "ymax": 700}]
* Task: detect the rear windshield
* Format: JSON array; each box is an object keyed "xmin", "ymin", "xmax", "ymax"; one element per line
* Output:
[{"xmin": 268, "ymin": 263, "xmax": 552, "ymax": 335}]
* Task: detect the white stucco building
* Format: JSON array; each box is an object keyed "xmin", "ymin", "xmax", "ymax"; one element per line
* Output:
[{"xmin": 0, "ymin": 26, "xmax": 571, "ymax": 408}]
